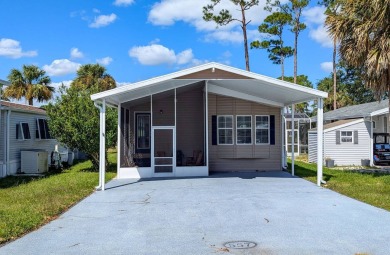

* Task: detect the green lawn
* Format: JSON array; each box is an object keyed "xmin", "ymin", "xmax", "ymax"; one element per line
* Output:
[
  {"xmin": 0, "ymin": 153, "xmax": 117, "ymax": 244},
  {"xmin": 289, "ymin": 160, "xmax": 390, "ymax": 211}
]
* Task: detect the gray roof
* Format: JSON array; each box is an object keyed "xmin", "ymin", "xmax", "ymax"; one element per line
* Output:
[
  {"xmin": 312, "ymin": 100, "xmax": 388, "ymax": 122},
  {"xmin": 309, "ymin": 119, "xmax": 361, "ymax": 131}
]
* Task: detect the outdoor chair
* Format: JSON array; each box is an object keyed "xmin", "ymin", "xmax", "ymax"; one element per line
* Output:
[{"xmin": 186, "ymin": 150, "xmax": 203, "ymax": 166}]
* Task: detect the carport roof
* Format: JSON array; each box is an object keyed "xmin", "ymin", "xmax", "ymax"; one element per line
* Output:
[{"xmin": 91, "ymin": 62, "xmax": 327, "ymax": 107}]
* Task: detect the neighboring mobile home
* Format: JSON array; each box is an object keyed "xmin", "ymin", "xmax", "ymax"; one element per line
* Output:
[
  {"xmin": 0, "ymin": 101, "xmax": 65, "ymax": 177},
  {"xmin": 309, "ymin": 100, "xmax": 389, "ymax": 166},
  {"xmin": 91, "ymin": 62, "xmax": 328, "ymax": 190}
]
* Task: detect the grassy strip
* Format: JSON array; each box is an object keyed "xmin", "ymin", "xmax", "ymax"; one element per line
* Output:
[
  {"xmin": 0, "ymin": 153, "xmax": 116, "ymax": 244},
  {"xmin": 289, "ymin": 160, "xmax": 390, "ymax": 211}
]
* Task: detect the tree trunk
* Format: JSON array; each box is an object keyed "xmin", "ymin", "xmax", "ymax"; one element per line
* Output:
[
  {"xmin": 333, "ymin": 37, "xmax": 337, "ymax": 110},
  {"xmin": 281, "ymin": 56, "xmax": 284, "ymax": 81},
  {"xmin": 294, "ymin": 31, "xmax": 298, "ymax": 84},
  {"xmin": 28, "ymin": 98, "xmax": 33, "ymax": 106},
  {"xmin": 240, "ymin": 6, "xmax": 250, "ymax": 71},
  {"xmin": 90, "ymin": 153, "xmax": 100, "ymax": 171}
]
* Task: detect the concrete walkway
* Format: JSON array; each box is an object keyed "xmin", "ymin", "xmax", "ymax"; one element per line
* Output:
[{"xmin": 1, "ymin": 171, "xmax": 390, "ymax": 255}]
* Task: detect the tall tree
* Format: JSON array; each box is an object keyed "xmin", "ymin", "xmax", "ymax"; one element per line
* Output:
[
  {"xmin": 4, "ymin": 65, "xmax": 53, "ymax": 106},
  {"xmin": 72, "ymin": 64, "xmax": 116, "ymax": 90},
  {"xmin": 251, "ymin": 12, "xmax": 293, "ymax": 80},
  {"xmin": 267, "ymin": 0, "xmax": 309, "ymax": 83},
  {"xmin": 46, "ymin": 65, "xmax": 117, "ymax": 170},
  {"xmin": 283, "ymin": 75, "xmax": 313, "ymax": 113},
  {"xmin": 326, "ymin": 0, "xmax": 390, "ymax": 111},
  {"xmin": 203, "ymin": 0, "xmax": 260, "ymax": 71},
  {"xmin": 321, "ymin": 0, "xmax": 340, "ymax": 110}
]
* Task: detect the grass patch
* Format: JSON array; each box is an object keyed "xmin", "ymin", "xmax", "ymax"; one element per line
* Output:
[
  {"xmin": 0, "ymin": 153, "xmax": 117, "ymax": 244},
  {"xmin": 289, "ymin": 160, "xmax": 390, "ymax": 211}
]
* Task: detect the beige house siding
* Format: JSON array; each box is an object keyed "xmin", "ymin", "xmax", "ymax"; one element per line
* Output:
[{"xmin": 208, "ymin": 94, "xmax": 281, "ymax": 171}]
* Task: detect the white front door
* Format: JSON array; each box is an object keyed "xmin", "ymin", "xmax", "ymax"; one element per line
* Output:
[{"xmin": 151, "ymin": 127, "xmax": 175, "ymax": 177}]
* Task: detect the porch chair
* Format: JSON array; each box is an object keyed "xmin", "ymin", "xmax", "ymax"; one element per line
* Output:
[{"xmin": 186, "ymin": 150, "xmax": 203, "ymax": 166}]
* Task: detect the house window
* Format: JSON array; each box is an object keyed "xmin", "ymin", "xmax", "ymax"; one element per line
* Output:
[
  {"xmin": 372, "ymin": 121, "xmax": 376, "ymax": 129},
  {"xmin": 36, "ymin": 119, "xmax": 52, "ymax": 139},
  {"xmin": 341, "ymin": 131, "xmax": 353, "ymax": 143},
  {"xmin": 256, "ymin": 115, "xmax": 269, "ymax": 144},
  {"xmin": 16, "ymin": 122, "xmax": 31, "ymax": 140},
  {"xmin": 236, "ymin": 115, "xmax": 252, "ymax": 144},
  {"xmin": 218, "ymin": 115, "xmax": 233, "ymax": 145},
  {"xmin": 135, "ymin": 113, "xmax": 151, "ymax": 152}
]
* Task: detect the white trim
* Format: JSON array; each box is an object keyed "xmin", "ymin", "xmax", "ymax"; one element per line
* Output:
[
  {"xmin": 217, "ymin": 115, "xmax": 234, "ymax": 145},
  {"xmin": 205, "ymin": 82, "xmax": 209, "ymax": 168},
  {"xmin": 151, "ymin": 126, "xmax": 176, "ymax": 177},
  {"xmin": 91, "ymin": 62, "xmax": 328, "ymax": 102},
  {"xmin": 236, "ymin": 115, "xmax": 252, "ymax": 145},
  {"xmin": 323, "ymin": 118, "xmax": 364, "ymax": 133},
  {"xmin": 255, "ymin": 115, "xmax": 270, "ymax": 145},
  {"xmin": 317, "ymin": 98, "xmax": 324, "ymax": 187},
  {"xmin": 371, "ymin": 108, "xmax": 388, "ymax": 117},
  {"xmin": 291, "ymin": 105, "xmax": 295, "ymax": 176},
  {"xmin": 207, "ymin": 83, "xmax": 284, "ymax": 108},
  {"xmin": 117, "ymin": 103, "xmax": 121, "ymax": 176}
]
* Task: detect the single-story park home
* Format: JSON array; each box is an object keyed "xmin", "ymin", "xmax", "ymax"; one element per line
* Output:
[
  {"xmin": 309, "ymin": 100, "xmax": 389, "ymax": 166},
  {"xmin": 0, "ymin": 101, "xmax": 67, "ymax": 177},
  {"xmin": 91, "ymin": 62, "xmax": 328, "ymax": 190}
]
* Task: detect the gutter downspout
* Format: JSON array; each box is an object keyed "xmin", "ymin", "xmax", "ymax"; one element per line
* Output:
[
  {"xmin": 94, "ymin": 101, "xmax": 103, "ymax": 190},
  {"xmin": 6, "ymin": 110, "xmax": 10, "ymax": 176}
]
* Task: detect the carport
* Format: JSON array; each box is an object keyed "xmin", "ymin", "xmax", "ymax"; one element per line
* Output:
[{"xmin": 91, "ymin": 62, "xmax": 328, "ymax": 190}]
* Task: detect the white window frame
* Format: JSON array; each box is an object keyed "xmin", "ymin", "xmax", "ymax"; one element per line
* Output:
[
  {"xmin": 17, "ymin": 122, "xmax": 31, "ymax": 140},
  {"xmin": 340, "ymin": 130, "xmax": 353, "ymax": 143},
  {"xmin": 217, "ymin": 115, "xmax": 234, "ymax": 145},
  {"xmin": 36, "ymin": 118, "xmax": 52, "ymax": 140},
  {"xmin": 236, "ymin": 115, "xmax": 252, "ymax": 145},
  {"xmin": 255, "ymin": 115, "xmax": 270, "ymax": 145}
]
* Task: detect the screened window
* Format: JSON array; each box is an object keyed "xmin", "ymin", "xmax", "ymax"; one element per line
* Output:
[
  {"xmin": 256, "ymin": 115, "xmax": 269, "ymax": 144},
  {"xmin": 236, "ymin": 115, "xmax": 252, "ymax": 144},
  {"xmin": 218, "ymin": 115, "xmax": 233, "ymax": 145},
  {"xmin": 135, "ymin": 113, "xmax": 151, "ymax": 152},
  {"xmin": 16, "ymin": 122, "xmax": 31, "ymax": 140},
  {"xmin": 36, "ymin": 119, "xmax": 52, "ymax": 139},
  {"xmin": 341, "ymin": 131, "xmax": 353, "ymax": 143}
]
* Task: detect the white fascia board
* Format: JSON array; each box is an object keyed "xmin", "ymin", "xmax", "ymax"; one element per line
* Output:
[
  {"xmin": 207, "ymin": 83, "xmax": 284, "ymax": 108},
  {"xmin": 91, "ymin": 62, "xmax": 328, "ymax": 101},
  {"xmin": 323, "ymin": 118, "xmax": 365, "ymax": 133},
  {"xmin": 371, "ymin": 108, "xmax": 388, "ymax": 117}
]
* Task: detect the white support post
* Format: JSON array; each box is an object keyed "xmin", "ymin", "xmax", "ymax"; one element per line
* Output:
[
  {"xmin": 317, "ymin": 98, "xmax": 324, "ymax": 186},
  {"xmin": 205, "ymin": 81, "xmax": 209, "ymax": 170},
  {"xmin": 281, "ymin": 108, "xmax": 285, "ymax": 169},
  {"xmin": 370, "ymin": 116, "xmax": 374, "ymax": 166},
  {"xmin": 117, "ymin": 104, "xmax": 121, "ymax": 177},
  {"xmin": 291, "ymin": 104, "xmax": 295, "ymax": 176},
  {"xmin": 6, "ymin": 110, "xmax": 10, "ymax": 176},
  {"xmin": 101, "ymin": 100, "xmax": 106, "ymax": 190}
]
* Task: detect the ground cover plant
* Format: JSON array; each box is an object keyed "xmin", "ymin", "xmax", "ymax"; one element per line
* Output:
[
  {"xmin": 289, "ymin": 160, "xmax": 390, "ymax": 211},
  {"xmin": 0, "ymin": 153, "xmax": 116, "ymax": 244}
]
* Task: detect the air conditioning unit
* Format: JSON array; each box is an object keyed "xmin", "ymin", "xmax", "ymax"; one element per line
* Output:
[{"xmin": 21, "ymin": 150, "xmax": 48, "ymax": 174}]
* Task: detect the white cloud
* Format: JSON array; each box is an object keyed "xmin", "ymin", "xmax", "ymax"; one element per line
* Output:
[
  {"xmin": 113, "ymin": 0, "xmax": 134, "ymax": 6},
  {"xmin": 303, "ymin": 6, "xmax": 333, "ymax": 48},
  {"xmin": 43, "ymin": 59, "xmax": 81, "ymax": 76},
  {"xmin": 70, "ymin": 47, "xmax": 84, "ymax": 59},
  {"xmin": 93, "ymin": 8, "xmax": 100, "ymax": 14},
  {"xmin": 148, "ymin": 0, "xmax": 273, "ymax": 43},
  {"xmin": 0, "ymin": 38, "xmax": 37, "ymax": 58},
  {"xmin": 50, "ymin": 80, "xmax": 72, "ymax": 90},
  {"xmin": 129, "ymin": 44, "xmax": 198, "ymax": 66},
  {"xmin": 320, "ymin": 61, "xmax": 333, "ymax": 73},
  {"xmin": 90, "ymin": 13, "xmax": 117, "ymax": 28},
  {"xmin": 96, "ymin": 56, "xmax": 113, "ymax": 66}
]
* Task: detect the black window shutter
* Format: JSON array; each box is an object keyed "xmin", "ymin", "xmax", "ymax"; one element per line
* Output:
[
  {"xmin": 270, "ymin": 115, "xmax": 275, "ymax": 145},
  {"xmin": 16, "ymin": 124, "xmax": 19, "ymax": 139},
  {"xmin": 354, "ymin": 130, "xmax": 358, "ymax": 144},
  {"xmin": 212, "ymin": 115, "xmax": 217, "ymax": 145},
  {"xmin": 336, "ymin": 130, "xmax": 341, "ymax": 144}
]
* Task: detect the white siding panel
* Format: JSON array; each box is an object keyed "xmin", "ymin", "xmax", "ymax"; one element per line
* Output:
[
  {"xmin": 324, "ymin": 121, "xmax": 370, "ymax": 166},
  {"xmin": 308, "ymin": 131, "xmax": 317, "ymax": 163}
]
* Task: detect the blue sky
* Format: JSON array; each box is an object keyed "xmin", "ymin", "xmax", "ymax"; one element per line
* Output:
[{"xmin": 0, "ymin": 0, "xmax": 334, "ymax": 104}]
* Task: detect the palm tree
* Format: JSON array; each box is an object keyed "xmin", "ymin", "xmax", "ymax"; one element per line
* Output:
[
  {"xmin": 72, "ymin": 64, "xmax": 116, "ymax": 91},
  {"xmin": 326, "ymin": 0, "xmax": 390, "ymax": 108},
  {"xmin": 4, "ymin": 65, "xmax": 53, "ymax": 106}
]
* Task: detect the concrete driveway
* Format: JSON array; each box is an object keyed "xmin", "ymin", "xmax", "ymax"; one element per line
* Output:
[{"xmin": 1, "ymin": 171, "xmax": 390, "ymax": 255}]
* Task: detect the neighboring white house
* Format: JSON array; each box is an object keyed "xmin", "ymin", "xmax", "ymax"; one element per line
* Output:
[
  {"xmin": 0, "ymin": 101, "xmax": 66, "ymax": 177},
  {"xmin": 310, "ymin": 100, "xmax": 389, "ymax": 166}
]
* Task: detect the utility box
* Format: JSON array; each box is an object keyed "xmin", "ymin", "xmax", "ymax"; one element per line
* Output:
[{"xmin": 21, "ymin": 150, "xmax": 48, "ymax": 174}]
